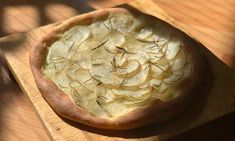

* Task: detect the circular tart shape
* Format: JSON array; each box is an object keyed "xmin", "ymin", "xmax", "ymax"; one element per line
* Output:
[{"xmin": 30, "ymin": 8, "xmax": 204, "ymax": 130}]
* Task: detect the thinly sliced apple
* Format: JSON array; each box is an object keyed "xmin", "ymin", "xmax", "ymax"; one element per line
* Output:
[
  {"xmin": 123, "ymin": 64, "xmax": 150, "ymax": 87},
  {"xmin": 95, "ymin": 85, "xmax": 107, "ymax": 96},
  {"xmin": 64, "ymin": 26, "xmax": 91, "ymax": 55},
  {"xmin": 95, "ymin": 86, "xmax": 109, "ymax": 107},
  {"xmin": 55, "ymin": 61, "xmax": 70, "ymax": 72},
  {"xmin": 142, "ymin": 43, "xmax": 167, "ymax": 60},
  {"xmin": 54, "ymin": 72, "xmax": 71, "ymax": 86},
  {"xmin": 137, "ymin": 44, "xmax": 162, "ymax": 60},
  {"xmin": 112, "ymin": 87, "xmax": 151, "ymax": 98},
  {"xmin": 43, "ymin": 63, "xmax": 56, "ymax": 78},
  {"xmin": 129, "ymin": 50, "xmax": 148, "ymax": 64},
  {"xmin": 123, "ymin": 36, "xmax": 145, "ymax": 52},
  {"xmin": 172, "ymin": 50, "xmax": 186, "ymax": 72},
  {"xmin": 115, "ymin": 54, "xmax": 128, "ymax": 67},
  {"xmin": 46, "ymin": 41, "xmax": 68, "ymax": 63},
  {"xmin": 98, "ymin": 89, "xmax": 114, "ymax": 104},
  {"xmin": 144, "ymin": 43, "xmax": 161, "ymax": 52},
  {"xmin": 79, "ymin": 38, "xmax": 102, "ymax": 51},
  {"xmin": 139, "ymin": 78, "xmax": 161, "ymax": 89},
  {"xmin": 165, "ymin": 36, "xmax": 181, "ymax": 60},
  {"xmin": 110, "ymin": 14, "xmax": 135, "ymax": 33},
  {"xmin": 66, "ymin": 63, "xmax": 79, "ymax": 81},
  {"xmin": 90, "ymin": 46, "xmax": 113, "ymax": 66},
  {"xmin": 65, "ymin": 26, "xmax": 90, "ymax": 43},
  {"xmin": 137, "ymin": 27, "xmax": 153, "ymax": 39},
  {"xmin": 72, "ymin": 84, "xmax": 93, "ymax": 108},
  {"xmin": 69, "ymin": 81, "xmax": 81, "ymax": 88},
  {"xmin": 116, "ymin": 60, "xmax": 140, "ymax": 78},
  {"xmin": 156, "ymin": 57, "xmax": 169, "ymax": 66},
  {"xmin": 52, "ymin": 71, "xmax": 73, "ymax": 94},
  {"xmin": 159, "ymin": 82, "xmax": 168, "ymax": 93},
  {"xmin": 155, "ymin": 40, "xmax": 167, "ymax": 48},
  {"xmin": 87, "ymin": 99, "xmax": 110, "ymax": 117},
  {"xmin": 90, "ymin": 63, "xmax": 121, "ymax": 86},
  {"xmin": 104, "ymin": 31, "xmax": 125, "ymax": 51},
  {"xmin": 91, "ymin": 48, "xmax": 114, "ymax": 69},
  {"xmin": 105, "ymin": 101, "xmax": 129, "ymax": 117},
  {"xmin": 151, "ymin": 63, "xmax": 168, "ymax": 79},
  {"xmin": 123, "ymin": 95, "xmax": 151, "ymax": 107},
  {"xmin": 111, "ymin": 88, "xmax": 152, "ymax": 107},
  {"xmin": 163, "ymin": 71, "xmax": 184, "ymax": 83},
  {"xmin": 74, "ymin": 68, "xmax": 98, "ymax": 90},
  {"xmin": 89, "ymin": 21, "xmax": 110, "ymax": 35},
  {"xmin": 150, "ymin": 79, "xmax": 161, "ymax": 87}
]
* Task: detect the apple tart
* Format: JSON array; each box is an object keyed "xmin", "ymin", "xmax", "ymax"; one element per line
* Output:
[{"xmin": 30, "ymin": 8, "xmax": 204, "ymax": 130}]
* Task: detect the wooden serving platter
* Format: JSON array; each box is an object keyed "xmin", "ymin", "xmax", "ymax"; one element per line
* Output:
[{"xmin": 0, "ymin": 1, "xmax": 235, "ymax": 140}]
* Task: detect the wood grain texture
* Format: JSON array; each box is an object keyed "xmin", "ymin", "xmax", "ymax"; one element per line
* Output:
[
  {"xmin": 155, "ymin": 0, "xmax": 235, "ymax": 69},
  {"xmin": 0, "ymin": 0, "xmax": 235, "ymax": 141},
  {"xmin": 0, "ymin": 49, "xmax": 50, "ymax": 141},
  {"xmin": 0, "ymin": 77, "xmax": 50, "ymax": 141}
]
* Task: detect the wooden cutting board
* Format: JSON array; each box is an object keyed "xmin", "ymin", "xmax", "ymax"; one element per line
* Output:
[{"xmin": 0, "ymin": 0, "xmax": 235, "ymax": 140}]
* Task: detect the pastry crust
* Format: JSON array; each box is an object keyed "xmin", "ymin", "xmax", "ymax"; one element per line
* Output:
[{"xmin": 30, "ymin": 8, "xmax": 204, "ymax": 130}]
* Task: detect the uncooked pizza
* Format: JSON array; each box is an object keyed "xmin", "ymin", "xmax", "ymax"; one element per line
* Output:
[{"xmin": 30, "ymin": 8, "xmax": 204, "ymax": 130}]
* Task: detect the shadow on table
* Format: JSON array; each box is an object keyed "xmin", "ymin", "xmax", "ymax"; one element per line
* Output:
[
  {"xmin": 0, "ymin": 0, "xmax": 95, "ymax": 37},
  {"xmin": 165, "ymin": 112, "xmax": 235, "ymax": 141}
]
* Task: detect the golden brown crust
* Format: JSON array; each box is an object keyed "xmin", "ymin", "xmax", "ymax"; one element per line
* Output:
[{"xmin": 30, "ymin": 8, "xmax": 204, "ymax": 130}]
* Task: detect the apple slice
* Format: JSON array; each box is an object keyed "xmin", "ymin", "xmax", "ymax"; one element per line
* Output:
[
  {"xmin": 158, "ymin": 82, "xmax": 168, "ymax": 93},
  {"xmin": 115, "ymin": 53, "xmax": 128, "ymax": 67},
  {"xmin": 53, "ymin": 71, "xmax": 72, "ymax": 88},
  {"xmin": 104, "ymin": 101, "xmax": 129, "ymax": 117},
  {"xmin": 43, "ymin": 63, "xmax": 56, "ymax": 78},
  {"xmin": 89, "ymin": 21, "xmax": 110, "ymax": 35},
  {"xmin": 172, "ymin": 49, "xmax": 186, "ymax": 72},
  {"xmin": 137, "ymin": 27, "xmax": 153, "ymax": 39},
  {"xmin": 90, "ymin": 61, "xmax": 121, "ymax": 87},
  {"xmin": 65, "ymin": 26, "xmax": 91, "ymax": 45},
  {"xmin": 150, "ymin": 63, "xmax": 168, "ymax": 79},
  {"xmin": 123, "ymin": 64, "xmax": 150, "ymax": 87},
  {"xmin": 103, "ymin": 31, "xmax": 125, "ymax": 51},
  {"xmin": 165, "ymin": 36, "xmax": 181, "ymax": 60},
  {"xmin": 65, "ymin": 26, "xmax": 91, "ymax": 57},
  {"xmin": 112, "ymin": 87, "xmax": 151, "ymax": 98},
  {"xmin": 123, "ymin": 36, "xmax": 145, "ymax": 52},
  {"xmin": 46, "ymin": 41, "xmax": 68, "ymax": 63},
  {"xmin": 110, "ymin": 14, "xmax": 135, "ymax": 33},
  {"xmin": 163, "ymin": 71, "xmax": 184, "ymax": 84},
  {"xmin": 87, "ymin": 99, "xmax": 111, "ymax": 117},
  {"xmin": 75, "ymin": 68, "xmax": 97, "ymax": 91},
  {"xmin": 116, "ymin": 60, "xmax": 140, "ymax": 78},
  {"xmin": 72, "ymin": 84, "xmax": 93, "ymax": 109},
  {"xmin": 111, "ymin": 88, "xmax": 152, "ymax": 107},
  {"xmin": 123, "ymin": 95, "xmax": 151, "ymax": 107},
  {"xmin": 66, "ymin": 63, "xmax": 80, "ymax": 81}
]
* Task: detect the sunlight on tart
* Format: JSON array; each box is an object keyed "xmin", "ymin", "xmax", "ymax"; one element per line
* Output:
[{"xmin": 42, "ymin": 12, "xmax": 192, "ymax": 118}]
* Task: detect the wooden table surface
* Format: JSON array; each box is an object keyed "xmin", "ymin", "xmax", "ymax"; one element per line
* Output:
[{"xmin": 0, "ymin": 0, "xmax": 234, "ymax": 141}]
